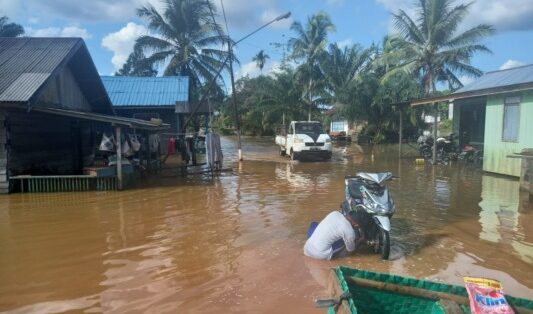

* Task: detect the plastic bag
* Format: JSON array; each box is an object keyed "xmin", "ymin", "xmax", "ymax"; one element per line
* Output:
[
  {"xmin": 464, "ymin": 277, "xmax": 514, "ymax": 314},
  {"xmin": 99, "ymin": 133, "xmax": 115, "ymax": 152},
  {"xmin": 129, "ymin": 134, "xmax": 141, "ymax": 152}
]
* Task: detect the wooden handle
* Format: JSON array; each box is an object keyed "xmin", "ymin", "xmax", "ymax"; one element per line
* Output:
[{"xmin": 346, "ymin": 276, "xmax": 533, "ymax": 314}]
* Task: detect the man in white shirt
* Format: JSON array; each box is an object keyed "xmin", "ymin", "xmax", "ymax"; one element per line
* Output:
[{"xmin": 304, "ymin": 210, "xmax": 363, "ymax": 260}]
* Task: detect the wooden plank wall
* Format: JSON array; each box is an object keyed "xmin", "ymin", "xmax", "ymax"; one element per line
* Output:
[
  {"xmin": 36, "ymin": 66, "xmax": 92, "ymax": 111},
  {"xmin": 0, "ymin": 110, "xmax": 8, "ymax": 193},
  {"xmin": 6, "ymin": 110, "xmax": 95, "ymax": 178}
]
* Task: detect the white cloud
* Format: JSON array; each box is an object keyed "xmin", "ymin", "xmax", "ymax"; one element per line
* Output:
[
  {"xmin": 214, "ymin": 0, "xmax": 286, "ymax": 31},
  {"xmin": 337, "ymin": 38, "xmax": 353, "ymax": 49},
  {"xmin": 499, "ymin": 59, "xmax": 526, "ymax": 70},
  {"xmin": 375, "ymin": 0, "xmax": 533, "ymax": 33},
  {"xmin": 101, "ymin": 22, "xmax": 147, "ymax": 71},
  {"xmin": 26, "ymin": 26, "xmax": 91, "ymax": 39},
  {"xmin": 260, "ymin": 9, "xmax": 292, "ymax": 30}
]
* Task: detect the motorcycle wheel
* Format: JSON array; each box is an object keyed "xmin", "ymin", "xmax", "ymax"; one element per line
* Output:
[{"xmin": 374, "ymin": 229, "xmax": 390, "ymax": 260}]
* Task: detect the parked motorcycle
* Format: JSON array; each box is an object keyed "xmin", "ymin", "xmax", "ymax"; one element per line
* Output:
[
  {"xmin": 342, "ymin": 172, "xmax": 396, "ymax": 260},
  {"xmin": 458, "ymin": 144, "xmax": 483, "ymax": 164},
  {"xmin": 417, "ymin": 134, "xmax": 433, "ymax": 160},
  {"xmin": 418, "ymin": 133, "xmax": 458, "ymax": 163}
]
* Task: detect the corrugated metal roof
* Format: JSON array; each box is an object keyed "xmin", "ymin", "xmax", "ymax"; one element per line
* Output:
[
  {"xmin": 0, "ymin": 37, "xmax": 114, "ymax": 114},
  {"xmin": 34, "ymin": 107, "xmax": 170, "ymax": 131},
  {"xmin": 411, "ymin": 64, "xmax": 533, "ymax": 106},
  {"xmin": 101, "ymin": 76, "xmax": 189, "ymax": 107},
  {"xmin": 456, "ymin": 64, "xmax": 533, "ymax": 93},
  {"xmin": 0, "ymin": 38, "xmax": 79, "ymax": 102}
]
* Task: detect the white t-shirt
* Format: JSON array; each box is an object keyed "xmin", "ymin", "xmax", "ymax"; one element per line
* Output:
[{"xmin": 304, "ymin": 211, "xmax": 356, "ymax": 260}]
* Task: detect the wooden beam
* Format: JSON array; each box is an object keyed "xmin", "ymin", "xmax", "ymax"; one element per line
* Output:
[{"xmin": 116, "ymin": 126, "xmax": 123, "ymax": 190}]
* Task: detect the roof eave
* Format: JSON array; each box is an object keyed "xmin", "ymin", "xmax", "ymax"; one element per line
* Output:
[{"xmin": 410, "ymin": 81, "xmax": 533, "ymax": 106}]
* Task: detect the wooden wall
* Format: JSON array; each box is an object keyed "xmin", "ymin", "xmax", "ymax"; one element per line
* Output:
[
  {"xmin": 5, "ymin": 110, "xmax": 96, "ymax": 179},
  {"xmin": 36, "ymin": 66, "xmax": 92, "ymax": 111},
  {"xmin": 0, "ymin": 110, "xmax": 8, "ymax": 193}
]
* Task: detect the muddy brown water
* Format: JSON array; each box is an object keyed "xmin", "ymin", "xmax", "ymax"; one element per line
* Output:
[{"xmin": 1, "ymin": 137, "xmax": 532, "ymax": 313}]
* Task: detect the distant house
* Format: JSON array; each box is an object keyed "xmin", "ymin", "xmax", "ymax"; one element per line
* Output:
[
  {"xmin": 412, "ymin": 64, "xmax": 533, "ymax": 177},
  {"xmin": 0, "ymin": 37, "xmax": 167, "ymax": 193},
  {"xmin": 101, "ymin": 76, "xmax": 189, "ymax": 133},
  {"xmin": 101, "ymin": 76, "xmax": 213, "ymax": 154}
]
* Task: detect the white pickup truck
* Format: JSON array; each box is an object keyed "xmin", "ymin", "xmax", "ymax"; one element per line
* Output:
[{"xmin": 275, "ymin": 121, "xmax": 332, "ymax": 160}]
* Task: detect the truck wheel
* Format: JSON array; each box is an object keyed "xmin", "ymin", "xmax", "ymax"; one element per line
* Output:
[{"xmin": 280, "ymin": 148, "xmax": 286, "ymax": 156}]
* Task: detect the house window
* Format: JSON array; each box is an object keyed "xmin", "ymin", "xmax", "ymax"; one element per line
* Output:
[{"xmin": 502, "ymin": 96, "xmax": 520, "ymax": 142}]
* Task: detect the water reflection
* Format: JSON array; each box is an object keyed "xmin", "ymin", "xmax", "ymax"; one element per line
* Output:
[
  {"xmin": 1, "ymin": 140, "xmax": 532, "ymax": 313},
  {"xmin": 478, "ymin": 175, "xmax": 533, "ymax": 264}
]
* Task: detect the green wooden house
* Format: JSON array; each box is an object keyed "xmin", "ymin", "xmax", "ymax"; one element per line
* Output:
[{"xmin": 411, "ymin": 64, "xmax": 533, "ymax": 177}]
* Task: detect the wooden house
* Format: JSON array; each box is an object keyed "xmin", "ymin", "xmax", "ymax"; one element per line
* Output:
[
  {"xmin": 411, "ymin": 64, "xmax": 533, "ymax": 177},
  {"xmin": 101, "ymin": 76, "xmax": 212, "ymax": 154},
  {"xmin": 0, "ymin": 37, "xmax": 168, "ymax": 193}
]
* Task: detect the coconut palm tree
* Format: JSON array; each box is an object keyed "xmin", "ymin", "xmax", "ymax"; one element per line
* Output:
[
  {"xmin": 289, "ymin": 12, "xmax": 335, "ymax": 120},
  {"xmin": 385, "ymin": 0, "xmax": 494, "ymax": 94},
  {"xmin": 0, "ymin": 16, "xmax": 24, "ymax": 37},
  {"xmin": 134, "ymin": 0, "xmax": 233, "ymax": 95},
  {"xmin": 320, "ymin": 43, "xmax": 372, "ymax": 107},
  {"xmin": 252, "ymin": 50, "xmax": 270, "ymax": 74},
  {"xmin": 385, "ymin": 0, "xmax": 494, "ymax": 161}
]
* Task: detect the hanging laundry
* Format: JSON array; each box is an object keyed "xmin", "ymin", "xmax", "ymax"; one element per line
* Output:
[
  {"xmin": 122, "ymin": 139, "xmax": 133, "ymax": 157},
  {"xmin": 167, "ymin": 137, "xmax": 176, "ymax": 154},
  {"xmin": 129, "ymin": 134, "xmax": 141, "ymax": 152},
  {"xmin": 99, "ymin": 133, "xmax": 115, "ymax": 152}
]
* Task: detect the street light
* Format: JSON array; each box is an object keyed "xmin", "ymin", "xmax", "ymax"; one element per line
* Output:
[
  {"xmin": 228, "ymin": 11, "xmax": 291, "ymax": 161},
  {"xmin": 181, "ymin": 12, "xmax": 291, "ymax": 162}
]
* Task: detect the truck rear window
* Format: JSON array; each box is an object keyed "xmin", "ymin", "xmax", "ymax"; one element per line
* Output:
[{"xmin": 295, "ymin": 123, "xmax": 323, "ymax": 135}]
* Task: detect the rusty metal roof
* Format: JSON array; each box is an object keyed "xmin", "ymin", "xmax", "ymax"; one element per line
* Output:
[
  {"xmin": 0, "ymin": 37, "xmax": 113, "ymax": 114},
  {"xmin": 101, "ymin": 76, "xmax": 189, "ymax": 107}
]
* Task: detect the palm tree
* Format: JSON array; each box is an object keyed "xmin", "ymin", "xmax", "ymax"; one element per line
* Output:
[
  {"xmin": 134, "ymin": 0, "xmax": 233, "ymax": 96},
  {"xmin": 385, "ymin": 0, "xmax": 494, "ymax": 94},
  {"xmin": 0, "ymin": 16, "xmax": 24, "ymax": 37},
  {"xmin": 320, "ymin": 43, "xmax": 372, "ymax": 108},
  {"xmin": 252, "ymin": 50, "xmax": 270, "ymax": 74},
  {"xmin": 289, "ymin": 12, "xmax": 335, "ymax": 120},
  {"xmin": 385, "ymin": 0, "xmax": 494, "ymax": 161}
]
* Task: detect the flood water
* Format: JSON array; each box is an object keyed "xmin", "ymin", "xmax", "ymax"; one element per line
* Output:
[{"xmin": 1, "ymin": 137, "xmax": 532, "ymax": 313}]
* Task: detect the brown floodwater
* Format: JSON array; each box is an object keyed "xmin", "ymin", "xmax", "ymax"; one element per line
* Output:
[{"xmin": 1, "ymin": 137, "xmax": 532, "ymax": 313}]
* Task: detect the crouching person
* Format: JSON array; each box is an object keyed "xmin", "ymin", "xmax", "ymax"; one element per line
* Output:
[{"xmin": 304, "ymin": 209, "xmax": 364, "ymax": 260}]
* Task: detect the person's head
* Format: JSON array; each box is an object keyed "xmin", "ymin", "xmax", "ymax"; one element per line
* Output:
[{"xmin": 341, "ymin": 208, "xmax": 359, "ymax": 229}]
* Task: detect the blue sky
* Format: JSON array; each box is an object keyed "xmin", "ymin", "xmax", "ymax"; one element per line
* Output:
[{"xmin": 2, "ymin": 0, "xmax": 533, "ymax": 86}]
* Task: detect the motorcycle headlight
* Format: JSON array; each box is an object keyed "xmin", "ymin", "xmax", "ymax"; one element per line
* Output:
[
  {"xmin": 373, "ymin": 203, "xmax": 388, "ymax": 215},
  {"xmin": 294, "ymin": 137, "xmax": 304, "ymax": 144}
]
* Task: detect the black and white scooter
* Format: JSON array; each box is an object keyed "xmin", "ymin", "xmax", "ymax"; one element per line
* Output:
[{"xmin": 342, "ymin": 172, "xmax": 397, "ymax": 260}]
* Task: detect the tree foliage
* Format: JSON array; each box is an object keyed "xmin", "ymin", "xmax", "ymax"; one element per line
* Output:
[
  {"xmin": 383, "ymin": 0, "xmax": 494, "ymax": 94},
  {"xmin": 115, "ymin": 48, "xmax": 157, "ymax": 76},
  {"xmin": 133, "ymin": 0, "xmax": 234, "ymax": 94},
  {"xmin": 252, "ymin": 50, "xmax": 270, "ymax": 73},
  {"xmin": 0, "ymin": 16, "xmax": 24, "ymax": 37}
]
